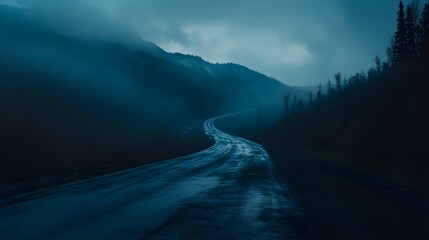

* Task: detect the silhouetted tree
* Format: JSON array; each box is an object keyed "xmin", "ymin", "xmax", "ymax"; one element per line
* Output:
[
  {"xmin": 367, "ymin": 68, "xmax": 378, "ymax": 81},
  {"xmin": 418, "ymin": 1, "xmax": 429, "ymax": 54},
  {"xmin": 393, "ymin": 1, "xmax": 408, "ymax": 65},
  {"xmin": 360, "ymin": 70, "xmax": 367, "ymax": 82},
  {"xmin": 316, "ymin": 84, "xmax": 322, "ymax": 103},
  {"xmin": 375, "ymin": 55, "xmax": 382, "ymax": 76},
  {"xmin": 335, "ymin": 72, "xmax": 342, "ymax": 92},
  {"xmin": 291, "ymin": 96, "xmax": 298, "ymax": 113},
  {"xmin": 308, "ymin": 92, "xmax": 314, "ymax": 107},
  {"xmin": 327, "ymin": 79, "xmax": 333, "ymax": 95},
  {"xmin": 273, "ymin": 0, "xmax": 429, "ymax": 187},
  {"xmin": 410, "ymin": 0, "xmax": 422, "ymax": 24},
  {"xmin": 343, "ymin": 79, "xmax": 349, "ymax": 90},
  {"xmin": 349, "ymin": 73, "xmax": 363, "ymax": 86},
  {"xmin": 382, "ymin": 62, "xmax": 390, "ymax": 74},
  {"xmin": 406, "ymin": 5, "xmax": 418, "ymax": 57}
]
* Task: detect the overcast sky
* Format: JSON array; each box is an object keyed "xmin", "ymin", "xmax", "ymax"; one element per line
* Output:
[{"xmin": 2, "ymin": 0, "xmax": 405, "ymax": 86}]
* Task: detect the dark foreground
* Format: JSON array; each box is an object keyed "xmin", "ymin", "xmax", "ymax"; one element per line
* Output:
[
  {"xmin": 1, "ymin": 115, "xmax": 428, "ymax": 240},
  {"xmin": 267, "ymin": 146, "xmax": 429, "ymax": 240}
]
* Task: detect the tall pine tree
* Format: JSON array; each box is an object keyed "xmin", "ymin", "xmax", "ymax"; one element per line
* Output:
[
  {"xmin": 406, "ymin": 5, "xmax": 417, "ymax": 57},
  {"xmin": 418, "ymin": 1, "xmax": 429, "ymax": 55},
  {"xmin": 393, "ymin": 1, "xmax": 407, "ymax": 65}
]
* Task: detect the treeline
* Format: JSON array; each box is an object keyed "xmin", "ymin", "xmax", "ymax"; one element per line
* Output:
[
  {"xmin": 267, "ymin": 0, "xmax": 429, "ymax": 189},
  {"xmin": 285, "ymin": 0, "xmax": 429, "ymax": 114}
]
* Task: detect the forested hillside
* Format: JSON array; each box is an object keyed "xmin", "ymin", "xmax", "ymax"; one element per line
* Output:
[{"xmin": 264, "ymin": 1, "xmax": 429, "ymax": 190}]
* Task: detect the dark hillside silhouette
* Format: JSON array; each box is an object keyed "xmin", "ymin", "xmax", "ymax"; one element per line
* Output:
[
  {"xmin": 0, "ymin": 5, "xmax": 306, "ymax": 187},
  {"xmin": 263, "ymin": 0, "xmax": 429, "ymax": 191}
]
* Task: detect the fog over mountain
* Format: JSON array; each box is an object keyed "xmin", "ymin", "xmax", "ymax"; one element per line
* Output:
[
  {"xmin": 0, "ymin": 0, "xmax": 399, "ymax": 85},
  {"xmin": 0, "ymin": 5, "xmax": 307, "ymax": 182}
]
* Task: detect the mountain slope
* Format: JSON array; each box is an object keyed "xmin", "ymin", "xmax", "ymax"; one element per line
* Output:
[{"xmin": 0, "ymin": 5, "xmax": 307, "ymax": 184}]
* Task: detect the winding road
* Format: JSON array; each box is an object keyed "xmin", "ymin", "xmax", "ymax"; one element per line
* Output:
[{"xmin": 0, "ymin": 113, "xmax": 300, "ymax": 240}]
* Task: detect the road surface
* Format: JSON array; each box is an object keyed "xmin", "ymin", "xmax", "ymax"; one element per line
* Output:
[{"xmin": 0, "ymin": 113, "xmax": 300, "ymax": 240}]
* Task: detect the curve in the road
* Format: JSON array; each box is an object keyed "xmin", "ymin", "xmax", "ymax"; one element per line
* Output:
[{"xmin": 0, "ymin": 113, "xmax": 300, "ymax": 240}]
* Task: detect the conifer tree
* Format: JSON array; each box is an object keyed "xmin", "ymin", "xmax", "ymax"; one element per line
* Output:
[
  {"xmin": 316, "ymin": 84, "xmax": 322, "ymax": 103},
  {"xmin": 406, "ymin": 5, "xmax": 417, "ymax": 57},
  {"xmin": 418, "ymin": 1, "xmax": 429, "ymax": 54},
  {"xmin": 292, "ymin": 96, "xmax": 298, "ymax": 113},
  {"xmin": 393, "ymin": 1, "xmax": 408, "ymax": 65},
  {"xmin": 308, "ymin": 92, "xmax": 314, "ymax": 107},
  {"xmin": 375, "ymin": 55, "xmax": 382, "ymax": 75},
  {"xmin": 335, "ymin": 72, "xmax": 342, "ymax": 92},
  {"xmin": 327, "ymin": 80, "xmax": 333, "ymax": 95}
]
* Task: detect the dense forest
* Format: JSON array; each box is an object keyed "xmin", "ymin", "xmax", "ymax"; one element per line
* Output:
[{"xmin": 264, "ymin": 0, "xmax": 429, "ymax": 190}]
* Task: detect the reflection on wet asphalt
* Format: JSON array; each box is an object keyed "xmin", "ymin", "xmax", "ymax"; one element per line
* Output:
[{"xmin": 0, "ymin": 114, "xmax": 300, "ymax": 240}]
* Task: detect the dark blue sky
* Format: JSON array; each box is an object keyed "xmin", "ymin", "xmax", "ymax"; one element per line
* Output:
[{"xmin": 1, "ymin": 0, "xmax": 406, "ymax": 85}]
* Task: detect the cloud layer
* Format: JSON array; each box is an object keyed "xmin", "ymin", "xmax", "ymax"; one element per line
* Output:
[{"xmin": 2, "ymin": 0, "xmax": 401, "ymax": 85}]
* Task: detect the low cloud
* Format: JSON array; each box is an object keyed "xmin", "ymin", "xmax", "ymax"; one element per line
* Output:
[
  {"xmin": 160, "ymin": 23, "xmax": 312, "ymax": 67},
  {"xmin": 1, "ymin": 0, "xmax": 400, "ymax": 86}
]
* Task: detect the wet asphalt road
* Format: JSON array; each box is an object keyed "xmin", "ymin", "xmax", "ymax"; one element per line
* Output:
[{"xmin": 0, "ymin": 113, "xmax": 299, "ymax": 240}]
